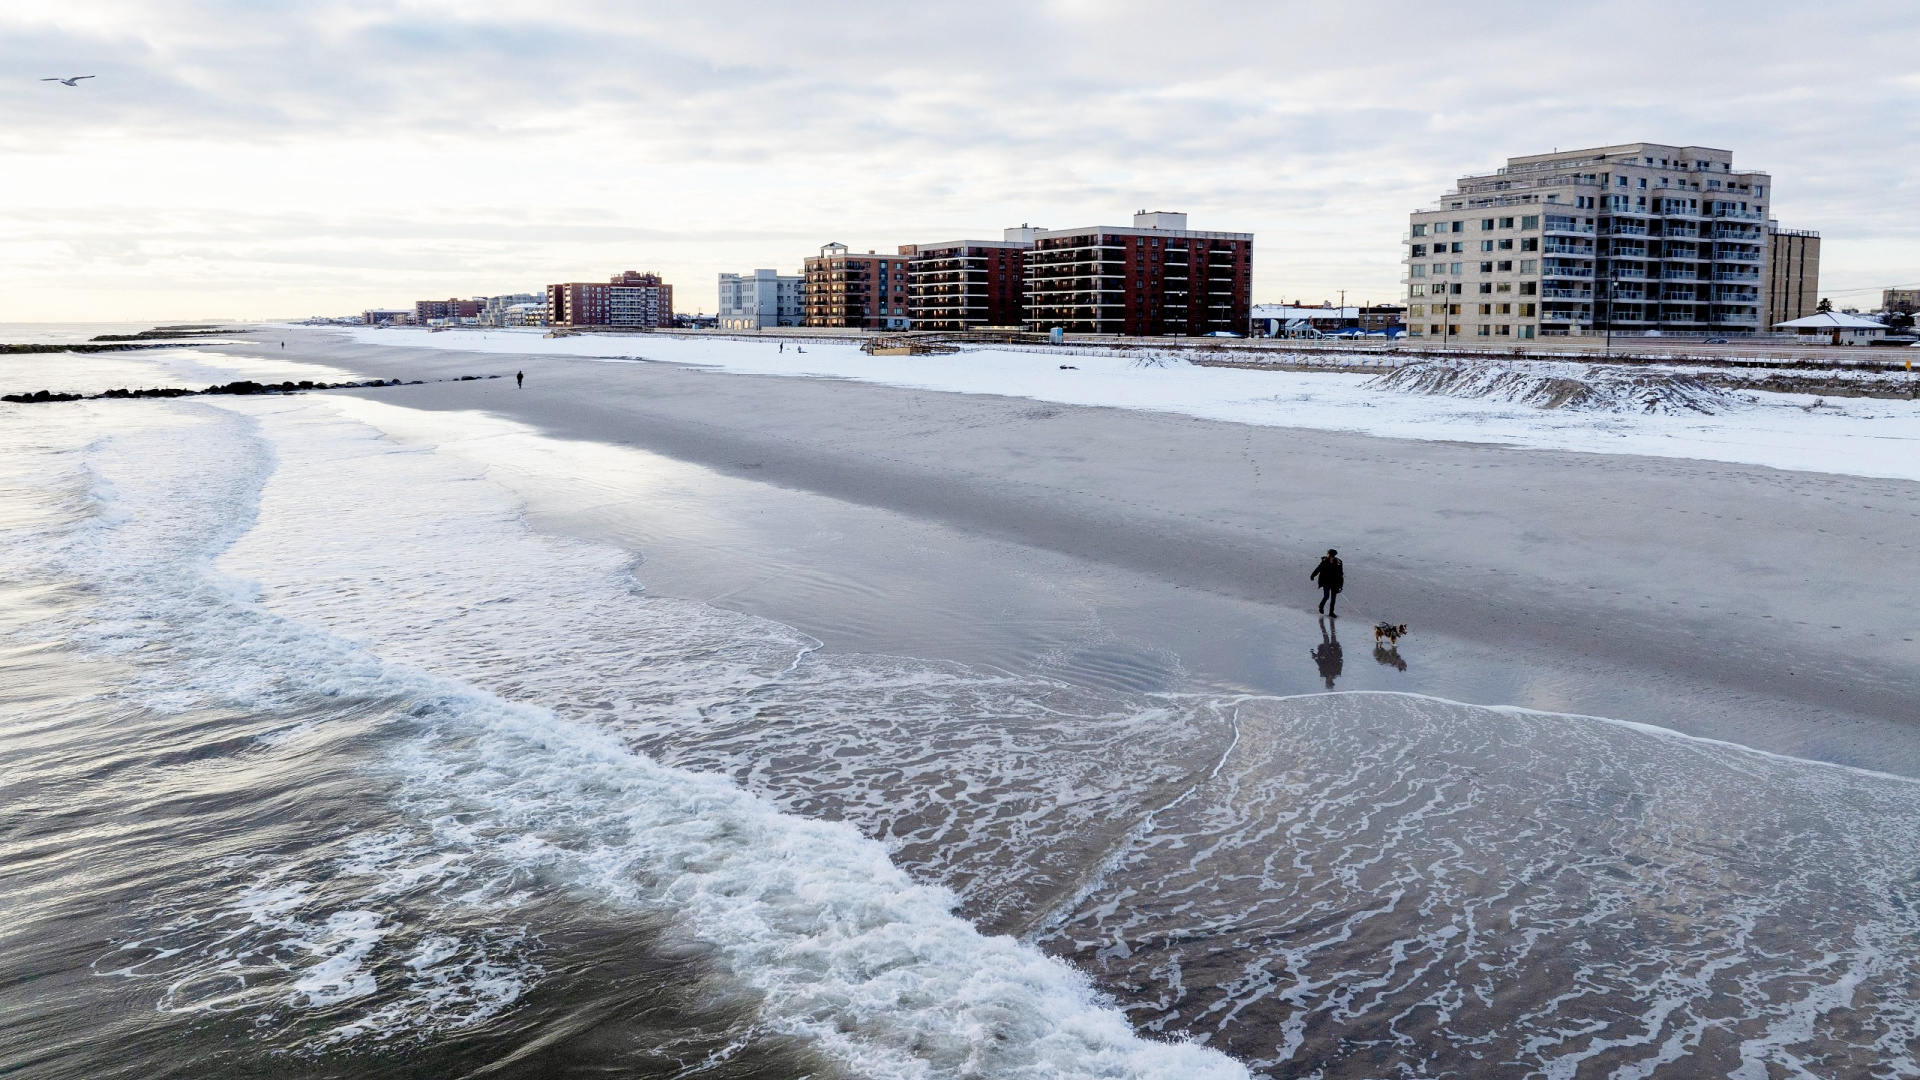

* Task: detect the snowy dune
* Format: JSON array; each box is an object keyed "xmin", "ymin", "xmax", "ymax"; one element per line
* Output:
[{"xmin": 340, "ymin": 326, "xmax": 1920, "ymax": 483}]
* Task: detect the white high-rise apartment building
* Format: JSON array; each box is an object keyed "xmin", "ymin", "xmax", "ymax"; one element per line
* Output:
[
  {"xmin": 718, "ymin": 269, "xmax": 804, "ymax": 330},
  {"xmin": 1405, "ymin": 143, "xmax": 1775, "ymax": 341}
]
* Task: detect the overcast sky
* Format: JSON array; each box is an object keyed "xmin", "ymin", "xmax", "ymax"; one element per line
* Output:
[{"xmin": 4, "ymin": 1, "xmax": 1918, "ymax": 320}]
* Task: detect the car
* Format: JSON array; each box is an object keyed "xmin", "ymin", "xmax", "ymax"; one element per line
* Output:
[
  {"xmin": 1705, "ymin": 337, "xmax": 1729, "ymax": 344},
  {"xmin": 1205, "ymin": 330, "xmax": 1243, "ymax": 338}
]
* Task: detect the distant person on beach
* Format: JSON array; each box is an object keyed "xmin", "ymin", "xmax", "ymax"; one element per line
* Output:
[
  {"xmin": 516, "ymin": 370, "xmax": 523, "ymax": 388},
  {"xmin": 1312, "ymin": 618, "xmax": 1343, "ymax": 688},
  {"xmin": 779, "ymin": 343, "xmax": 784, "ymax": 353},
  {"xmin": 1310, "ymin": 549, "xmax": 1344, "ymax": 617}
]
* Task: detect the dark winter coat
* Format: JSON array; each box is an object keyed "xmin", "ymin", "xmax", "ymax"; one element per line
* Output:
[{"xmin": 1310, "ymin": 556, "xmax": 1344, "ymax": 593}]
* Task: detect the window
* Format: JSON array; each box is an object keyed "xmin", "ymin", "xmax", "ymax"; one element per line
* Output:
[
  {"xmin": 1520, "ymin": 303, "xmax": 1536, "ymax": 316},
  {"xmin": 1451, "ymin": 221, "xmax": 1464, "ymax": 232},
  {"xmin": 1521, "ymin": 215, "xmax": 1540, "ymax": 229},
  {"xmin": 1410, "ymin": 264, "xmax": 1426, "ymax": 277},
  {"xmin": 1520, "ymin": 238, "xmax": 1539, "ymax": 252},
  {"xmin": 1480, "ymin": 261, "xmax": 1494, "ymax": 273},
  {"xmin": 1412, "ymin": 244, "xmax": 1427, "ymax": 257},
  {"xmin": 1498, "ymin": 238, "xmax": 1514, "ymax": 251},
  {"xmin": 1617, "ymin": 176, "xmax": 1628, "ymax": 187},
  {"xmin": 1447, "ymin": 304, "xmax": 1460, "ymax": 315},
  {"xmin": 1499, "ymin": 216, "xmax": 1515, "ymax": 228},
  {"xmin": 1450, "ymin": 262, "xmax": 1463, "ymax": 274},
  {"xmin": 1478, "ymin": 303, "xmax": 1492, "ymax": 315},
  {"xmin": 1449, "ymin": 324, "xmax": 1462, "ymax": 335},
  {"xmin": 1410, "ymin": 303, "xmax": 1426, "ymax": 315},
  {"xmin": 1477, "ymin": 325, "xmax": 1492, "ymax": 336},
  {"xmin": 1638, "ymin": 178, "xmax": 1648, "ymax": 188},
  {"xmin": 1479, "ymin": 283, "xmax": 1493, "ymax": 294},
  {"xmin": 1430, "ymin": 324, "xmax": 1442, "ymax": 335},
  {"xmin": 1432, "ymin": 263, "xmax": 1447, "ymax": 275},
  {"xmin": 1497, "ymin": 282, "xmax": 1513, "ymax": 293},
  {"xmin": 1497, "ymin": 260, "xmax": 1513, "ymax": 272},
  {"xmin": 1411, "ymin": 223, "xmax": 1427, "ymax": 236},
  {"xmin": 1519, "ymin": 282, "xmax": 1537, "ymax": 295},
  {"xmin": 1497, "ymin": 303, "xmax": 1512, "ymax": 315},
  {"xmin": 1520, "ymin": 324, "xmax": 1535, "ymax": 339},
  {"xmin": 1449, "ymin": 284, "xmax": 1462, "ymax": 295},
  {"xmin": 1481, "ymin": 218, "xmax": 1495, "ymax": 230},
  {"xmin": 1481, "ymin": 240, "xmax": 1494, "ymax": 253}
]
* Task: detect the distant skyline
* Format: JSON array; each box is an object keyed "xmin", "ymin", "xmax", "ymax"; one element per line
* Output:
[{"xmin": 4, "ymin": 1, "xmax": 1919, "ymax": 321}]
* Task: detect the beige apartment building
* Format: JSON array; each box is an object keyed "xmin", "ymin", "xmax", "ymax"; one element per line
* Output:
[{"xmin": 1405, "ymin": 143, "xmax": 1815, "ymax": 341}]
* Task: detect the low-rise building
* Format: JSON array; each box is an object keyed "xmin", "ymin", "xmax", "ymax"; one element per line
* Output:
[
  {"xmin": 1251, "ymin": 304, "xmax": 1405, "ymax": 338},
  {"xmin": 1774, "ymin": 311, "xmax": 1886, "ymax": 345},
  {"xmin": 479, "ymin": 293, "xmax": 542, "ymax": 327},
  {"xmin": 361, "ymin": 309, "xmax": 414, "ymax": 326},
  {"xmin": 1025, "ymin": 211, "xmax": 1253, "ymax": 336},
  {"xmin": 803, "ymin": 244, "xmax": 911, "ymax": 330},
  {"xmin": 501, "ymin": 302, "xmax": 546, "ymax": 327},
  {"xmin": 899, "ymin": 229, "xmax": 1034, "ymax": 331},
  {"xmin": 547, "ymin": 271, "xmax": 674, "ymax": 329},
  {"xmin": 717, "ymin": 269, "xmax": 804, "ymax": 330}
]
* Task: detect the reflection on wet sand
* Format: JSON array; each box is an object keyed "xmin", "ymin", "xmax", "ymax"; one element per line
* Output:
[{"xmin": 1311, "ymin": 617, "xmax": 1343, "ymax": 689}]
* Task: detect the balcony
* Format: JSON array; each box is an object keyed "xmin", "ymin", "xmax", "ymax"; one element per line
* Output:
[
  {"xmin": 1662, "ymin": 223, "xmax": 1700, "ymax": 238},
  {"xmin": 1542, "ymin": 266, "xmax": 1596, "ymax": 279},
  {"xmin": 1609, "ymin": 222, "xmax": 1650, "ymax": 236},
  {"xmin": 1661, "ymin": 268, "xmax": 1699, "ymax": 280},
  {"xmin": 1540, "ymin": 288, "xmax": 1593, "ymax": 299},
  {"xmin": 1711, "ymin": 208, "xmax": 1765, "ymax": 220},
  {"xmin": 1543, "ymin": 220, "xmax": 1596, "ymax": 235},
  {"xmin": 1713, "ymin": 251, "xmax": 1762, "ymax": 263},
  {"xmin": 1610, "ymin": 267, "xmax": 1649, "ymax": 279}
]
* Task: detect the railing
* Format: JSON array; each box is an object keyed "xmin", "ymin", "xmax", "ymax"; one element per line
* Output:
[
  {"xmin": 1540, "ymin": 288, "xmax": 1593, "ymax": 299},
  {"xmin": 1542, "ymin": 267, "xmax": 1596, "ymax": 278},
  {"xmin": 1608, "ymin": 248, "xmax": 1649, "ymax": 259},
  {"xmin": 1609, "ymin": 223, "xmax": 1650, "ymax": 235},
  {"xmin": 1543, "ymin": 221, "xmax": 1596, "ymax": 235},
  {"xmin": 1714, "ymin": 251, "xmax": 1762, "ymax": 262},
  {"xmin": 1661, "ymin": 268, "xmax": 1699, "ymax": 280},
  {"xmin": 1663, "ymin": 224, "xmax": 1700, "ymax": 237},
  {"xmin": 1711, "ymin": 208, "xmax": 1765, "ymax": 220},
  {"xmin": 1713, "ymin": 271, "xmax": 1761, "ymax": 281},
  {"xmin": 1542, "ymin": 241, "xmax": 1595, "ymax": 254}
]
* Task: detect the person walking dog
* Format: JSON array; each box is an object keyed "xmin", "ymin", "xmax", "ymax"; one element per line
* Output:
[{"xmin": 1310, "ymin": 549, "xmax": 1344, "ymax": 618}]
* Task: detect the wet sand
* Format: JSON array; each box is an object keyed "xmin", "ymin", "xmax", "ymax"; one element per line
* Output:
[{"xmin": 212, "ymin": 328, "xmax": 1920, "ymax": 773}]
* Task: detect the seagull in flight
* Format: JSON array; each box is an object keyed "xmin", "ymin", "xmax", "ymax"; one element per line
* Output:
[{"xmin": 41, "ymin": 76, "xmax": 96, "ymax": 86}]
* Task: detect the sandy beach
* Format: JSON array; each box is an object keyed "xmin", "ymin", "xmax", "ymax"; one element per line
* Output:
[{"xmin": 222, "ymin": 327, "xmax": 1920, "ymax": 772}]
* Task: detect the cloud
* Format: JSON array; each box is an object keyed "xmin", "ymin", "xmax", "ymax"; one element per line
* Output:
[{"xmin": 2, "ymin": 0, "xmax": 1919, "ymax": 318}]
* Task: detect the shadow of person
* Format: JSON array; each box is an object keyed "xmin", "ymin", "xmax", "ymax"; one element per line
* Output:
[
  {"xmin": 1373, "ymin": 643, "xmax": 1408, "ymax": 671},
  {"xmin": 1311, "ymin": 617, "xmax": 1343, "ymax": 689}
]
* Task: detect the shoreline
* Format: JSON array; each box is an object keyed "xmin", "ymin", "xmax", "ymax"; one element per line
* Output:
[{"xmin": 189, "ymin": 327, "xmax": 1920, "ymax": 777}]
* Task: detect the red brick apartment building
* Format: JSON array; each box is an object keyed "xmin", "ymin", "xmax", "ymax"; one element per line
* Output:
[
  {"xmin": 415, "ymin": 298, "xmax": 483, "ymax": 323},
  {"xmin": 546, "ymin": 271, "xmax": 674, "ymax": 328},
  {"xmin": 1025, "ymin": 211, "xmax": 1252, "ymax": 336},
  {"xmin": 898, "ymin": 230, "xmax": 1034, "ymax": 331},
  {"xmin": 802, "ymin": 244, "xmax": 911, "ymax": 330}
]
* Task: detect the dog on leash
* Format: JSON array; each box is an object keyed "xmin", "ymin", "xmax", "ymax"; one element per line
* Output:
[{"xmin": 1373, "ymin": 622, "xmax": 1409, "ymax": 646}]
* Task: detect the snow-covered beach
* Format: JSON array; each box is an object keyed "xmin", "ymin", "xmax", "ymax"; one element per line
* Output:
[{"xmin": 341, "ymin": 325, "xmax": 1920, "ymax": 483}]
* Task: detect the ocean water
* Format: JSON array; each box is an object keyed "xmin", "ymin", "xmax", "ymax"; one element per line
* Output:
[{"xmin": 3, "ymin": 345, "xmax": 1919, "ymax": 1078}]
